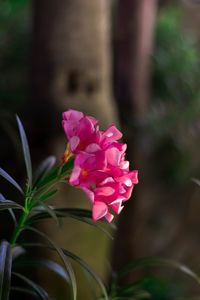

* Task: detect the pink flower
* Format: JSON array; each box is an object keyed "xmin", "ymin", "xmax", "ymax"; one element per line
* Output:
[
  {"xmin": 62, "ymin": 109, "xmax": 99, "ymax": 153},
  {"xmin": 62, "ymin": 109, "xmax": 138, "ymax": 222}
]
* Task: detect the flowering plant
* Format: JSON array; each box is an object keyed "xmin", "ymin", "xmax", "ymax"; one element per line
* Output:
[
  {"xmin": 0, "ymin": 109, "xmax": 199, "ymax": 300},
  {"xmin": 0, "ymin": 109, "xmax": 138, "ymax": 299}
]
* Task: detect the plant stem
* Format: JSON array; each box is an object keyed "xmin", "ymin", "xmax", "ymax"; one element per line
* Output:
[{"xmin": 11, "ymin": 197, "xmax": 29, "ymax": 245}]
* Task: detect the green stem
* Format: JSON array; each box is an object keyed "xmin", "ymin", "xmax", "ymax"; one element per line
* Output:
[
  {"xmin": 30, "ymin": 180, "xmax": 58, "ymax": 208},
  {"xmin": 11, "ymin": 197, "xmax": 29, "ymax": 245}
]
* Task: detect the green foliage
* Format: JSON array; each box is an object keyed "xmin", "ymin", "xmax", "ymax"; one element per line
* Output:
[
  {"xmin": 105, "ymin": 257, "xmax": 200, "ymax": 300},
  {"xmin": 150, "ymin": 7, "xmax": 200, "ymax": 185},
  {"xmin": 153, "ymin": 8, "xmax": 200, "ymax": 105},
  {"xmin": 0, "ymin": 116, "xmax": 110, "ymax": 299},
  {"xmin": 0, "ymin": 0, "xmax": 30, "ymax": 111}
]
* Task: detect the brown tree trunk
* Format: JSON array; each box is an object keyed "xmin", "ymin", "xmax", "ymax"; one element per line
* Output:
[
  {"xmin": 31, "ymin": 1, "xmax": 117, "ymax": 299},
  {"xmin": 112, "ymin": 0, "xmax": 158, "ymax": 275}
]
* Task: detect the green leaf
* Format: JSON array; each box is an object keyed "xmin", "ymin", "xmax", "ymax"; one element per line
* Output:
[
  {"xmin": 11, "ymin": 286, "xmax": 38, "ymax": 298},
  {"xmin": 12, "ymin": 272, "xmax": 48, "ymax": 299},
  {"xmin": 21, "ymin": 242, "xmax": 108, "ymax": 300},
  {"xmin": 26, "ymin": 208, "xmax": 113, "ymax": 239},
  {"xmin": 117, "ymin": 257, "xmax": 200, "ymax": 285},
  {"xmin": 35, "ymin": 157, "xmax": 74, "ymax": 190},
  {"xmin": 0, "ymin": 200, "xmax": 24, "ymax": 211},
  {"xmin": 0, "ymin": 168, "xmax": 23, "ymax": 194},
  {"xmin": 24, "ymin": 226, "xmax": 77, "ymax": 300},
  {"xmin": 0, "ymin": 241, "xmax": 12, "ymax": 300},
  {"xmin": 61, "ymin": 248, "xmax": 109, "ymax": 300},
  {"xmin": 117, "ymin": 279, "xmax": 147, "ymax": 297},
  {"xmin": 33, "ymin": 156, "xmax": 56, "ymax": 186},
  {"xmin": 13, "ymin": 257, "xmax": 69, "ymax": 282},
  {"xmin": 40, "ymin": 189, "xmax": 58, "ymax": 202},
  {"xmin": 16, "ymin": 115, "xmax": 32, "ymax": 189},
  {"xmin": 0, "ymin": 194, "xmax": 16, "ymax": 225},
  {"xmin": 36, "ymin": 201, "xmax": 60, "ymax": 226}
]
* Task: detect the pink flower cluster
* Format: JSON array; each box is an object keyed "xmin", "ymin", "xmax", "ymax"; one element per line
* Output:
[{"xmin": 62, "ymin": 109, "xmax": 138, "ymax": 222}]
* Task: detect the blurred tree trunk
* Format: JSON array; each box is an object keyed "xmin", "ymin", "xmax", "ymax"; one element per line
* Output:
[
  {"xmin": 112, "ymin": 0, "xmax": 158, "ymax": 275},
  {"xmin": 31, "ymin": 0, "xmax": 117, "ymax": 299}
]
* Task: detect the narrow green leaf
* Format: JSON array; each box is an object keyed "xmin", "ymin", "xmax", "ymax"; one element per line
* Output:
[
  {"xmin": 117, "ymin": 257, "xmax": 200, "ymax": 285},
  {"xmin": 117, "ymin": 279, "xmax": 147, "ymax": 296},
  {"xmin": 16, "ymin": 115, "xmax": 32, "ymax": 189},
  {"xmin": 11, "ymin": 286, "xmax": 38, "ymax": 297},
  {"xmin": 13, "ymin": 257, "xmax": 69, "ymax": 282},
  {"xmin": 35, "ymin": 157, "xmax": 74, "ymax": 190},
  {"xmin": 40, "ymin": 189, "xmax": 58, "ymax": 202},
  {"xmin": 33, "ymin": 156, "xmax": 56, "ymax": 186},
  {"xmin": 24, "ymin": 226, "xmax": 77, "ymax": 300},
  {"xmin": 21, "ymin": 242, "xmax": 108, "ymax": 300},
  {"xmin": 27, "ymin": 208, "xmax": 92, "ymax": 224},
  {"xmin": 37, "ymin": 201, "xmax": 59, "ymax": 226},
  {"xmin": 0, "ymin": 168, "xmax": 23, "ymax": 194},
  {"xmin": 12, "ymin": 272, "xmax": 48, "ymax": 299},
  {"xmin": 0, "ymin": 201, "xmax": 24, "ymax": 211},
  {"xmin": 26, "ymin": 208, "xmax": 113, "ymax": 239},
  {"xmin": 0, "ymin": 194, "xmax": 16, "ymax": 225},
  {"xmin": 61, "ymin": 248, "xmax": 109, "ymax": 300},
  {"xmin": 0, "ymin": 241, "xmax": 12, "ymax": 300}
]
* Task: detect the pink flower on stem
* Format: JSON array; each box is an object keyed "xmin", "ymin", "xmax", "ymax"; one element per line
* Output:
[{"xmin": 62, "ymin": 109, "xmax": 138, "ymax": 223}]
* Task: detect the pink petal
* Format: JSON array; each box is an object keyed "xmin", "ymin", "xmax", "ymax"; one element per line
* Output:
[
  {"xmin": 69, "ymin": 166, "xmax": 81, "ymax": 185},
  {"xmin": 62, "ymin": 120, "xmax": 78, "ymax": 139},
  {"xmin": 85, "ymin": 143, "xmax": 101, "ymax": 153},
  {"xmin": 111, "ymin": 202, "xmax": 124, "ymax": 214},
  {"xmin": 92, "ymin": 201, "xmax": 108, "ymax": 221},
  {"xmin": 87, "ymin": 171, "xmax": 110, "ymax": 185},
  {"xmin": 105, "ymin": 212, "xmax": 114, "ymax": 223},
  {"xmin": 69, "ymin": 136, "xmax": 80, "ymax": 152},
  {"xmin": 120, "ymin": 161, "xmax": 129, "ymax": 170},
  {"xmin": 129, "ymin": 170, "xmax": 139, "ymax": 184},
  {"xmin": 106, "ymin": 147, "xmax": 121, "ymax": 166},
  {"xmin": 87, "ymin": 116, "xmax": 98, "ymax": 126},
  {"xmin": 95, "ymin": 186, "xmax": 115, "ymax": 196},
  {"xmin": 81, "ymin": 185, "xmax": 94, "ymax": 203},
  {"xmin": 78, "ymin": 117, "xmax": 95, "ymax": 139},
  {"xmin": 100, "ymin": 177, "xmax": 115, "ymax": 185},
  {"xmin": 84, "ymin": 151, "xmax": 106, "ymax": 171},
  {"xmin": 104, "ymin": 125, "xmax": 122, "ymax": 140},
  {"xmin": 63, "ymin": 109, "xmax": 83, "ymax": 121}
]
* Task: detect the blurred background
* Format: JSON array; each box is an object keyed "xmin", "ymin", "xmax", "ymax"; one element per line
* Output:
[{"xmin": 1, "ymin": 0, "xmax": 200, "ymax": 299}]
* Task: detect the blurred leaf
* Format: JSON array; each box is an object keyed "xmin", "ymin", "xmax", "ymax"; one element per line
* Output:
[
  {"xmin": 62, "ymin": 248, "xmax": 109, "ymax": 300},
  {"xmin": 35, "ymin": 157, "xmax": 74, "ymax": 190},
  {"xmin": 0, "ymin": 193, "xmax": 16, "ymax": 225},
  {"xmin": 116, "ymin": 280, "xmax": 145, "ymax": 297},
  {"xmin": 0, "ymin": 241, "xmax": 12, "ymax": 300},
  {"xmin": 33, "ymin": 156, "xmax": 56, "ymax": 187},
  {"xmin": 13, "ymin": 256, "xmax": 69, "ymax": 282},
  {"xmin": 21, "ymin": 242, "xmax": 108, "ymax": 300},
  {"xmin": 117, "ymin": 257, "xmax": 200, "ymax": 285},
  {"xmin": 0, "ymin": 199, "xmax": 24, "ymax": 211},
  {"xmin": 24, "ymin": 226, "xmax": 77, "ymax": 300},
  {"xmin": 37, "ymin": 200, "xmax": 59, "ymax": 226},
  {"xmin": 12, "ymin": 272, "xmax": 48, "ymax": 299},
  {"xmin": 11, "ymin": 286, "xmax": 38, "ymax": 298},
  {"xmin": 191, "ymin": 178, "xmax": 200, "ymax": 186},
  {"xmin": 12, "ymin": 246, "xmax": 26, "ymax": 261},
  {"xmin": 0, "ymin": 168, "xmax": 23, "ymax": 194},
  {"xmin": 26, "ymin": 208, "xmax": 113, "ymax": 239},
  {"xmin": 16, "ymin": 115, "xmax": 32, "ymax": 189}
]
